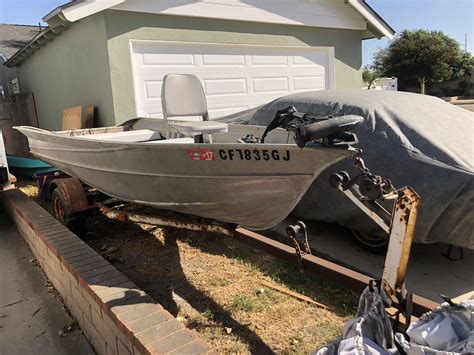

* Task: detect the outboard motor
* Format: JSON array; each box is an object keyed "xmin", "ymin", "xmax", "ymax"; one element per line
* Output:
[{"xmin": 261, "ymin": 105, "xmax": 363, "ymax": 148}]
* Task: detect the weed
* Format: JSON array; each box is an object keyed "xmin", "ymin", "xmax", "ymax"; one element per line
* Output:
[
  {"xmin": 202, "ymin": 308, "xmax": 215, "ymax": 321},
  {"xmin": 232, "ymin": 293, "xmax": 255, "ymax": 312}
]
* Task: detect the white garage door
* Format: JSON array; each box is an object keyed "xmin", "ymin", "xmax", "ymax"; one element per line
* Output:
[{"xmin": 131, "ymin": 41, "xmax": 334, "ymax": 119}]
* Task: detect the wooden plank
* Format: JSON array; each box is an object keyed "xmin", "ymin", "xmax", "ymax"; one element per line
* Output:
[
  {"xmin": 84, "ymin": 105, "xmax": 94, "ymax": 128},
  {"xmin": 0, "ymin": 101, "xmax": 16, "ymax": 155},
  {"xmin": 0, "ymin": 101, "xmax": 13, "ymax": 121},
  {"xmin": 234, "ymin": 227, "xmax": 438, "ymax": 317},
  {"xmin": 62, "ymin": 106, "xmax": 82, "ymax": 130},
  {"xmin": 452, "ymin": 291, "xmax": 474, "ymax": 303},
  {"xmin": 15, "ymin": 93, "xmax": 39, "ymax": 127},
  {"xmin": 260, "ymin": 280, "xmax": 329, "ymax": 309},
  {"xmin": 13, "ymin": 93, "xmax": 38, "ymax": 156},
  {"xmin": 0, "ymin": 99, "xmax": 30, "ymax": 156}
]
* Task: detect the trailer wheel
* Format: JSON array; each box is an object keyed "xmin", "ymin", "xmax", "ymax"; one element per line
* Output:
[
  {"xmin": 51, "ymin": 187, "xmax": 87, "ymax": 237},
  {"xmin": 351, "ymin": 229, "xmax": 388, "ymax": 254},
  {"xmin": 329, "ymin": 173, "xmax": 344, "ymax": 187}
]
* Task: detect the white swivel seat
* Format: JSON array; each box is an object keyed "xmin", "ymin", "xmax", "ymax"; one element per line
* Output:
[{"xmin": 161, "ymin": 74, "xmax": 228, "ymax": 142}]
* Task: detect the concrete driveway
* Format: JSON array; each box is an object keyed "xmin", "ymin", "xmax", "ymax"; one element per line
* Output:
[
  {"xmin": 0, "ymin": 214, "xmax": 94, "ymax": 355},
  {"xmin": 273, "ymin": 216, "xmax": 473, "ymax": 303}
]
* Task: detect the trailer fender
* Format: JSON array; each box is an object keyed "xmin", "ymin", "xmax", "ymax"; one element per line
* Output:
[{"xmin": 50, "ymin": 177, "xmax": 89, "ymax": 216}]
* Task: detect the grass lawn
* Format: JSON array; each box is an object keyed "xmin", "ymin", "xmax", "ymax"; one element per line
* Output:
[{"xmin": 17, "ymin": 179, "xmax": 358, "ymax": 353}]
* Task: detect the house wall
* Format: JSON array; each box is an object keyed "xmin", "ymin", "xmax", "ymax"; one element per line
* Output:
[
  {"xmin": 104, "ymin": 10, "xmax": 363, "ymax": 124},
  {"xmin": 16, "ymin": 14, "xmax": 115, "ymax": 130},
  {"xmin": 15, "ymin": 9, "xmax": 364, "ymax": 128}
]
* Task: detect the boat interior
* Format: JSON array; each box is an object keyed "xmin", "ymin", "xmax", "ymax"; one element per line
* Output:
[{"xmin": 55, "ymin": 119, "xmax": 292, "ymax": 145}]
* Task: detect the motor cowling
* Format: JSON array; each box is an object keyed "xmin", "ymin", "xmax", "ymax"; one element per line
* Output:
[{"xmin": 294, "ymin": 115, "xmax": 364, "ymax": 148}]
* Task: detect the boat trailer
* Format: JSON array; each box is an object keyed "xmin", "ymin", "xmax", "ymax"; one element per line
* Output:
[{"xmin": 34, "ymin": 157, "xmax": 436, "ymax": 321}]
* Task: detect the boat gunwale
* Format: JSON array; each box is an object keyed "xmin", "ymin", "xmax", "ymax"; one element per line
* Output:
[{"xmin": 13, "ymin": 125, "xmax": 351, "ymax": 152}]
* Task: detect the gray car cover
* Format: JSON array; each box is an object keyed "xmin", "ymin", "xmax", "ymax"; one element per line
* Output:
[
  {"xmin": 220, "ymin": 90, "xmax": 474, "ymax": 248},
  {"xmin": 314, "ymin": 285, "xmax": 398, "ymax": 354},
  {"xmin": 315, "ymin": 285, "xmax": 473, "ymax": 354},
  {"xmin": 400, "ymin": 299, "xmax": 474, "ymax": 354}
]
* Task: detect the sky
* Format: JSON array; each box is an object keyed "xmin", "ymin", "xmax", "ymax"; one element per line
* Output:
[
  {"xmin": 0, "ymin": 0, "xmax": 473, "ymax": 67},
  {"xmin": 0, "ymin": 0, "xmax": 64, "ymax": 25}
]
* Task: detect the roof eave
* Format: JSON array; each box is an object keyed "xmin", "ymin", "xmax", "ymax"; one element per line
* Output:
[
  {"xmin": 44, "ymin": 0, "xmax": 124, "ymax": 23},
  {"xmin": 4, "ymin": 27, "xmax": 61, "ymax": 67},
  {"xmin": 6, "ymin": 0, "xmax": 394, "ymax": 67},
  {"xmin": 4, "ymin": 3, "xmax": 75, "ymax": 68},
  {"xmin": 347, "ymin": 0, "xmax": 395, "ymax": 40},
  {"xmin": 362, "ymin": 23, "xmax": 388, "ymax": 40}
]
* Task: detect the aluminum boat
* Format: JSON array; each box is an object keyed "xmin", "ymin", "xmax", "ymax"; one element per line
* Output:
[{"xmin": 15, "ymin": 74, "xmax": 363, "ymax": 230}]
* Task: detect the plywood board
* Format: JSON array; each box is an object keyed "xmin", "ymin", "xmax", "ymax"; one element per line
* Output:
[
  {"xmin": 0, "ymin": 98, "xmax": 31, "ymax": 156},
  {"xmin": 62, "ymin": 106, "xmax": 82, "ymax": 130},
  {"xmin": 15, "ymin": 93, "xmax": 39, "ymax": 127},
  {"xmin": 13, "ymin": 93, "xmax": 39, "ymax": 156},
  {"xmin": 85, "ymin": 105, "xmax": 94, "ymax": 128}
]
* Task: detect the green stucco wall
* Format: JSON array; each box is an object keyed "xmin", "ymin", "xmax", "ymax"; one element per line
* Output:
[
  {"xmin": 104, "ymin": 10, "xmax": 363, "ymax": 124},
  {"xmin": 16, "ymin": 10, "xmax": 363, "ymax": 128},
  {"xmin": 17, "ymin": 13, "xmax": 115, "ymax": 130}
]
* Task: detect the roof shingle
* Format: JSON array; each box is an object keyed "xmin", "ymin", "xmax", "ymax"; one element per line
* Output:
[{"xmin": 0, "ymin": 23, "xmax": 41, "ymax": 60}]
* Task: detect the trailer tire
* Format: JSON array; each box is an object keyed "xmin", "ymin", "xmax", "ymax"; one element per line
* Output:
[
  {"xmin": 51, "ymin": 188, "xmax": 87, "ymax": 237},
  {"xmin": 350, "ymin": 229, "xmax": 388, "ymax": 254}
]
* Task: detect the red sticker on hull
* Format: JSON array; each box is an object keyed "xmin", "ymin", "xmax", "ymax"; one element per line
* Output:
[{"xmin": 188, "ymin": 148, "xmax": 215, "ymax": 161}]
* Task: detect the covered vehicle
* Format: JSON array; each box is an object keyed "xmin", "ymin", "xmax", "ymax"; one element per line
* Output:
[{"xmin": 220, "ymin": 90, "xmax": 473, "ymax": 250}]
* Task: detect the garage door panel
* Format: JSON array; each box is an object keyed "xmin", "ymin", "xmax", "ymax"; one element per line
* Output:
[
  {"xmin": 142, "ymin": 52, "xmax": 196, "ymax": 66},
  {"xmin": 144, "ymin": 80, "xmax": 163, "ymax": 99},
  {"xmin": 250, "ymin": 55, "xmax": 288, "ymax": 66},
  {"xmin": 132, "ymin": 42, "xmax": 333, "ymax": 119},
  {"xmin": 293, "ymin": 52, "xmax": 328, "ymax": 65},
  {"xmin": 203, "ymin": 78, "xmax": 248, "ymax": 96},
  {"xmin": 201, "ymin": 53, "xmax": 246, "ymax": 67},
  {"xmin": 293, "ymin": 76, "xmax": 325, "ymax": 91},
  {"xmin": 134, "ymin": 68, "xmax": 326, "ymax": 78},
  {"xmin": 208, "ymin": 105, "xmax": 251, "ymax": 117},
  {"xmin": 252, "ymin": 77, "xmax": 289, "ymax": 93}
]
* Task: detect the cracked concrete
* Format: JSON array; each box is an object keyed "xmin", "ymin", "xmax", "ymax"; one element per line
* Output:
[{"xmin": 0, "ymin": 214, "xmax": 94, "ymax": 355}]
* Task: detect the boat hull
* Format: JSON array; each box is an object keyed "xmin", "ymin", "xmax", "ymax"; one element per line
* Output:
[{"xmin": 17, "ymin": 127, "xmax": 352, "ymax": 229}]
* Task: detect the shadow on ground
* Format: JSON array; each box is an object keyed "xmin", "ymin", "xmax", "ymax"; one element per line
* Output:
[{"xmin": 84, "ymin": 214, "xmax": 358, "ymax": 353}]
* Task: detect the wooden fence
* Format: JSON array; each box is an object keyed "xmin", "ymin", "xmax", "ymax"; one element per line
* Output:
[{"xmin": 0, "ymin": 93, "xmax": 38, "ymax": 157}]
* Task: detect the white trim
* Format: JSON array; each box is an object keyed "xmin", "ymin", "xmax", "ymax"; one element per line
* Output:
[
  {"xmin": 129, "ymin": 39, "xmax": 141, "ymax": 118},
  {"xmin": 63, "ymin": 0, "xmax": 124, "ymax": 22},
  {"xmin": 347, "ymin": 0, "xmax": 394, "ymax": 40},
  {"xmin": 131, "ymin": 38, "xmax": 337, "ymax": 52},
  {"xmin": 112, "ymin": 0, "xmax": 366, "ymax": 31},
  {"xmin": 44, "ymin": 0, "xmax": 125, "ymax": 23},
  {"xmin": 328, "ymin": 47, "xmax": 336, "ymax": 89},
  {"xmin": 41, "ymin": 0, "xmax": 393, "ymax": 40},
  {"xmin": 42, "ymin": 7, "xmax": 62, "ymax": 22}
]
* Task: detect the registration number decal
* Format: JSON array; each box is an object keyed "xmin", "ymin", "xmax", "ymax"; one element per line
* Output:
[
  {"xmin": 188, "ymin": 148, "xmax": 216, "ymax": 161},
  {"xmin": 219, "ymin": 149, "xmax": 290, "ymax": 161}
]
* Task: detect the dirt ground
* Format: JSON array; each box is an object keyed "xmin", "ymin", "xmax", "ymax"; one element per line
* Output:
[{"xmin": 18, "ymin": 180, "xmax": 358, "ymax": 354}]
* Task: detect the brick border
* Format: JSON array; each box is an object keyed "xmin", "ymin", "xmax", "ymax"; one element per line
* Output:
[{"xmin": 1, "ymin": 189, "xmax": 214, "ymax": 355}]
